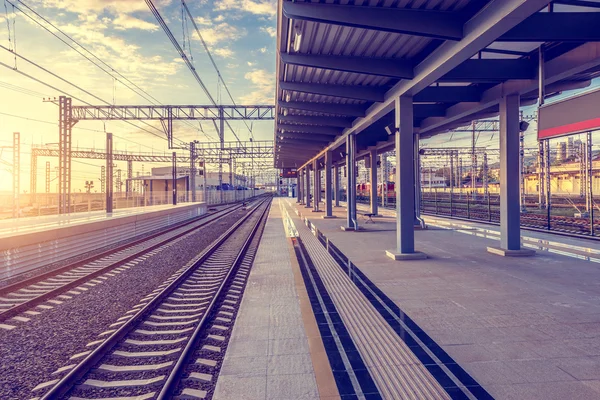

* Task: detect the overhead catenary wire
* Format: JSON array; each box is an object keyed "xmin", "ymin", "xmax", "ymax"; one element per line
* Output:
[
  {"xmin": 0, "ymin": 111, "xmax": 159, "ymax": 151},
  {"xmin": 181, "ymin": 0, "xmax": 254, "ymax": 139},
  {"xmin": 6, "ymin": 0, "xmax": 213, "ymax": 143},
  {"xmin": 145, "ymin": 0, "xmax": 244, "ymax": 145},
  {"xmin": 0, "ymin": 49, "xmax": 179, "ymax": 145}
]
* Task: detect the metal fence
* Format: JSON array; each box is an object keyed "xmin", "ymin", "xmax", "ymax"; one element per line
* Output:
[{"xmin": 2, "ymin": 189, "xmax": 267, "ymax": 219}]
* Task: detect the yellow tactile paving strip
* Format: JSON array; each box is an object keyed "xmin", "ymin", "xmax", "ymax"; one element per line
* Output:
[{"xmin": 281, "ymin": 199, "xmax": 451, "ymax": 400}]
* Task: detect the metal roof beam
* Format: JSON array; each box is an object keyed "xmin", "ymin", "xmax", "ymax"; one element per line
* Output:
[
  {"xmin": 499, "ymin": 13, "xmax": 600, "ymax": 41},
  {"xmin": 279, "ymin": 101, "xmax": 366, "ymax": 117},
  {"xmin": 280, "ymin": 81, "xmax": 385, "ymax": 102},
  {"xmin": 282, "ymin": 1, "xmax": 464, "ymax": 41},
  {"xmin": 419, "ymin": 42, "xmax": 600, "ymax": 136},
  {"xmin": 278, "ymin": 114, "xmax": 354, "ymax": 128},
  {"xmin": 281, "ymin": 52, "xmax": 413, "ymax": 79},
  {"xmin": 278, "ymin": 123, "xmax": 340, "ymax": 136},
  {"xmin": 439, "ymin": 59, "xmax": 536, "ymax": 82},
  {"xmin": 414, "ymin": 86, "xmax": 482, "ymax": 103},
  {"xmin": 278, "ymin": 133, "xmax": 333, "ymax": 142}
]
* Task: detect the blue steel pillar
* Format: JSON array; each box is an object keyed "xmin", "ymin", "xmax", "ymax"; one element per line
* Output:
[
  {"xmin": 342, "ymin": 134, "xmax": 358, "ymax": 231},
  {"xmin": 313, "ymin": 159, "xmax": 321, "ymax": 212},
  {"xmin": 298, "ymin": 169, "xmax": 304, "ymax": 204},
  {"xmin": 298, "ymin": 175, "xmax": 301, "ymax": 202},
  {"xmin": 305, "ymin": 166, "xmax": 312, "ymax": 208},
  {"xmin": 369, "ymin": 149, "xmax": 378, "ymax": 216},
  {"xmin": 333, "ymin": 165, "xmax": 340, "ymax": 207},
  {"xmin": 324, "ymin": 151, "xmax": 335, "ymax": 218},
  {"xmin": 488, "ymin": 94, "xmax": 535, "ymax": 256},
  {"xmin": 386, "ymin": 96, "xmax": 426, "ymax": 260}
]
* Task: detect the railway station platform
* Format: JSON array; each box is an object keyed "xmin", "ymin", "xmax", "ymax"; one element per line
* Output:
[
  {"xmin": 214, "ymin": 199, "xmax": 326, "ymax": 400},
  {"xmin": 0, "ymin": 202, "xmax": 209, "ymax": 282},
  {"xmin": 254, "ymin": 197, "xmax": 600, "ymax": 399}
]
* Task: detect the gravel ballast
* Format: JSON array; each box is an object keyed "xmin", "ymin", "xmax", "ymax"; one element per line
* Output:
[{"xmin": 0, "ymin": 208, "xmax": 248, "ymax": 400}]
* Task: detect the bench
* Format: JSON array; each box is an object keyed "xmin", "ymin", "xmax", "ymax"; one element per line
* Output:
[{"xmin": 363, "ymin": 213, "xmax": 376, "ymax": 223}]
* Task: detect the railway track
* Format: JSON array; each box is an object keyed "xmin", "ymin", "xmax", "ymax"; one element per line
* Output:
[
  {"xmin": 0, "ymin": 202, "xmax": 250, "ymax": 323},
  {"xmin": 353, "ymin": 197, "xmax": 600, "ymax": 237},
  {"xmin": 33, "ymin": 197, "xmax": 271, "ymax": 400}
]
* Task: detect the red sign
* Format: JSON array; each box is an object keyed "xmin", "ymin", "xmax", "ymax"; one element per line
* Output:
[{"xmin": 538, "ymin": 88, "xmax": 600, "ymax": 139}]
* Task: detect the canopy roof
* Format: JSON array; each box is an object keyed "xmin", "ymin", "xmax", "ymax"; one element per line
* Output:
[{"xmin": 275, "ymin": 0, "xmax": 600, "ymax": 168}]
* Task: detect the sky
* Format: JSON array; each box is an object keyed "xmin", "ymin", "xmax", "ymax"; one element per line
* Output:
[
  {"xmin": 0, "ymin": 0, "xmax": 276, "ymax": 193},
  {"xmin": 1, "ymin": 0, "xmax": 600, "ymax": 195}
]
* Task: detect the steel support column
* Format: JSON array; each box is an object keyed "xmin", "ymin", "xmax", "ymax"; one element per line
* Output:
[
  {"xmin": 334, "ymin": 165, "xmax": 340, "ymax": 207},
  {"xmin": 488, "ymin": 94, "xmax": 534, "ymax": 256},
  {"xmin": 58, "ymin": 96, "xmax": 73, "ymax": 214},
  {"xmin": 343, "ymin": 134, "xmax": 358, "ymax": 230},
  {"xmin": 13, "ymin": 132, "xmax": 20, "ymax": 218},
  {"xmin": 190, "ymin": 142, "xmax": 196, "ymax": 202},
  {"xmin": 370, "ymin": 149, "xmax": 378, "ymax": 216},
  {"xmin": 106, "ymin": 132, "xmax": 113, "ymax": 213},
  {"xmin": 324, "ymin": 151, "xmax": 334, "ymax": 217},
  {"xmin": 298, "ymin": 169, "xmax": 302, "ymax": 203},
  {"xmin": 386, "ymin": 96, "xmax": 425, "ymax": 259},
  {"xmin": 172, "ymin": 152, "xmax": 177, "ymax": 205},
  {"xmin": 313, "ymin": 159, "xmax": 321, "ymax": 212},
  {"xmin": 126, "ymin": 160, "xmax": 133, "ymax": 195},
  {"xmin": 305, "ymin": 167, "xmax": 311, "ymax": 208}
]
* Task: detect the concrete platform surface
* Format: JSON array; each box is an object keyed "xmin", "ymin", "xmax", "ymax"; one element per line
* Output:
[
  {"xmin": 214, "ymin": 200, "xmax": 325, "ymax": 400},
  {"xmin": 291, "ymin": 199, "xmax": 600, "ymax": 399}
]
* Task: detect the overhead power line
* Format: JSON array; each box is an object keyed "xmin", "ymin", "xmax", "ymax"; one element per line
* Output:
[
  {"xmin": 181, "ymin": 0, "xmax": 254, "ymax": 139},
  {"xmin": 0, "ymin": 47, "xmax": 174, "ymax": 143},
  {"xmin": 6, "ymin": 0, "xmax": 213, "ymax": 144},
  {"xmin": 145, "ymin": 0, "xmax": 244, "ymax": 145}
]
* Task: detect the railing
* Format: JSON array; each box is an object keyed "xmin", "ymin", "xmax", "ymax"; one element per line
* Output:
[
  {"xmin": 1, "ymin": 189, "xmax": 268, "ymax": 219},
  {"xmin": 339, "ymin": 188, "xmax": 600, "ymax": 238}
]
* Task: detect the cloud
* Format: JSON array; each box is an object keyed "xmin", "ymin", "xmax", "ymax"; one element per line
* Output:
[
  {"xmin": 196, "ymin": 22, "xmax": 244, "ymax": 46},
  {"xmin": 239, "ymin": 69, "xmax": 274, "ymax": 104},
  {"xmin": 113, "ymin": 14, "xmax": 158, "ymax": 31},
  {"xmin": 214, "ymin": 48, "xmax": 234, "ymax": 58},
  {"xmin": 214, "ymin": 0, "xmax": 276, "ymax": 18},
  {"xmin": 260, "ymin": 26, "xmax": 276, "ymax": 38},
  {"xmin": 40, "ymin": 0, "xmax": 171, "ymax": 14},
  {"xmin": 194, "ymin": 16, "xmax": 213, "ymax": 26}
]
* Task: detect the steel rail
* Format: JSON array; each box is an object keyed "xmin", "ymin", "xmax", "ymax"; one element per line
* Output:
[
  {"xmin": 0, "ymin": 203, "xmax": 244, "ymax": 322},
  {"xmin": 158, "ymin": 196, "xmax": 270, "ymax": 398},
  {"xmin": 40, "ymin": 197, "xmax": 271, "ymax": 399}
]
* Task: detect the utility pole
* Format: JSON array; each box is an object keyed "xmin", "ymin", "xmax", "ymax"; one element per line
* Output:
[
  {"xmin": 30, "ymin": 151, "xmax": 37, "ymax": 205},
  {"xmin": 190, "ymin": 141, "xmax": 196, "ymax": 202},
  {"xmin": 116, "ymin": 169, "xmax": 122, "ymax": 194},
  {"xmin": 538, "ymin": 45, "xmax": 546, "ymax": 210},
  {"xmin": 45, "ymin": 161, "xmax": 50, "ymax": 210},
  {"xmin": 106, "ymin": 132, "xmax": 113, "ymax": 213},
  {"xmin": 13, "ymin": 132, "xmax": 20, "ymax": 218},
  {"xmin": 483, "ymin": 152, "xmax": 489, "ymax": 196},
  {"xmin": 85, "ymin": 180, "xmax": 94, "ymax": 212},
  {"xmin": 172, "ymin": 151, "xmax": 177, "ymax": 205},
  {"xmin": 126, "ymin": 160, "xmax": 133, "ymax": 196},
  {"xmin": 57, "ymin": 96, "xmax": 73, "ymax": 214}
]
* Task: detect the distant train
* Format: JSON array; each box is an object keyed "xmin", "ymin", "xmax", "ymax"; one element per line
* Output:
[{"xmin": 356, "ymin": 182, "xmax": 395, "ymax": 202}]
